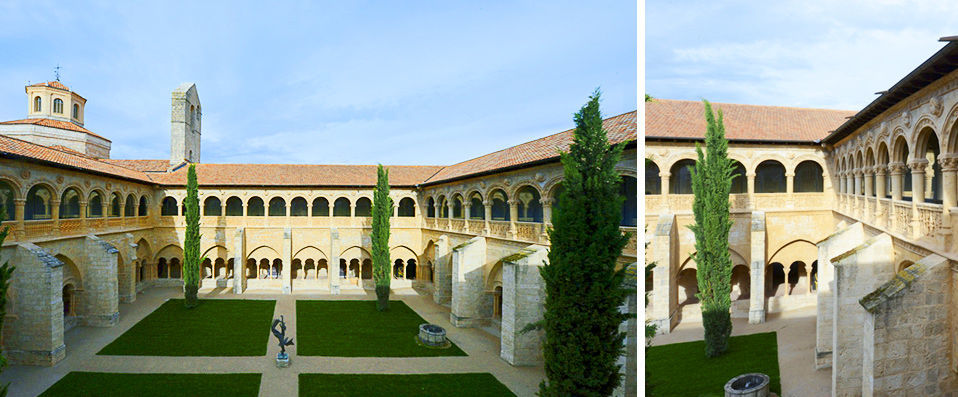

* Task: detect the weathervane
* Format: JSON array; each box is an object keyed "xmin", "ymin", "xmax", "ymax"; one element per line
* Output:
[{"xmin": 54, "ymin": 64, "xmax": 61, "ymax": 81}]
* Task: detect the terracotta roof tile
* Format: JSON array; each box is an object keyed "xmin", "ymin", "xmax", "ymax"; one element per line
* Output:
[
  {"xmin": 101, "ymin": 159, "xmax": 170, "ymax": 172},
  {"xmin": 147, "ymin": 164, "xmax": 444, "ymax": 187},
  {"xmin": 0, "ymin": 118, "xmax": 109, "ymax": 141},
  {"xmin": 645, "ymin": 99, "xmax": 855, "ymax": 142},
  {"xmin": 423, "ymin": 111, "xmax": 637, "ymax": 184},
  {"xmin": 29, "ymin": 81, "xmax": 70, "ymax": 91},
  {"xmin": 0, "ymin": 135, "xmax": 151, "ymax": 182}
]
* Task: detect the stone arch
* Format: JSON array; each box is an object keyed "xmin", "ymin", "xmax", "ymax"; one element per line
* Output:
[
  {"xmin": 450, "ymin": 193, "xmax": 465, "ymax": 219},
  {"xmin": 201, "ymin": 245, "xmax": 228, "ymax": 261},
  {"xmin": 248, "ymin": 245, "xmax": 280, "ymax": 260},
  {"xmin": 488, "ymin": 189, "xmax": 509, "ymax": 221},
  {"xmin": 294, "ymin": 245, "xmax": 327, "ymax": 261},
  {"xmin": 755, "ymin": 159, "xmax": 786, "ymax": 193},
  {"xmin": 59, "ymin": 187, "xmax": 82, "ymax": 219},
  {"xmin": 397, "ymin": 197, "xmax": 416, "ymax": 217},
  {"xmin": 669, "ymin": 159, "xmax": 695, "ymax": 195},
  {"xmin": 897, "ymin": 260, "xmax": 915, "ymax": 273},
  {"xmin": 161, "ymin": 196, "xmax": 178, "ymax": 216},
  {"xmin": 794, "ymin": 160, "xmax": 824, "ymax": 193},
  {"xmin": 25, "ymin": 182, "xmax": 56, "ymax": 220},
  {"xmin": 943, "ymin": 102, "xmax": 958, "ymax": 153},
  {"xmin": 155, "ymin": 244, "xmax": 184, "ymax": 262},
  {"xmin": 749, "ymin": 154, "xmax": 789, "ymax": 175},
  {"xmin": 56, "ymin": 253, "xmax": 83, "ymax": 287},
  {"xmin": 268, "ymin": 197, "xmax": 287, "ymax": 216},
  {"xmin": 514, "ymin": 185, "xmax": 543, "ymax": 222},
  {"xmin": 247, "ymin": 196, "xmax": 265, "ymax": 216},
  {"xmin": 892, "ymin": 130, "xmax": 910, "ymax": 163},
  {"xmin": 730, "ymin": 264, "xmax": 750, "ymax": 301},
  {"xmin": 768, "ymin": 239, "xmax": 818, "ymax": 265},
  {"xmin": 203, "ymin": 196, "xmax": 222, "ymax": 216},
  {"xmin": 912, "ymin": 115, "xmax": 942, "ymax": 151},
  {"xmin": 333, "ymin": 197, "xmax": 351, "ymax": 217}
]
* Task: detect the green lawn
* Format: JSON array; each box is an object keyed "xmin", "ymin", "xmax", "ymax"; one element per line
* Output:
[
  {"xmin": 299, "ymin": 373, "xmax": 515, "ymax": 396},
  {"xmin": 296, "ymin": 300, "xmax": 466, "ymax": 357},
  {"xmin": 39, "ymin": 372, "xmax": 261, "ymax": 397},
  {"xmin": 646, "ymin": 332, "xmax": 781, "ymax": 397},
  {"xmin": 98, "ymin": 299, "xmax": 275, "ymax": 356}
]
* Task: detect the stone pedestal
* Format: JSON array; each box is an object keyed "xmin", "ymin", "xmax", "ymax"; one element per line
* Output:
[{"xmin": 275, "ymin": 353, "xmax": 290, "ymax": 368}]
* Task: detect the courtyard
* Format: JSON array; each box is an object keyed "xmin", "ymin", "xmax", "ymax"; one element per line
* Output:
[{"xmin": 3, "ymin": 287, "xmax": 539, "ymax": 396}]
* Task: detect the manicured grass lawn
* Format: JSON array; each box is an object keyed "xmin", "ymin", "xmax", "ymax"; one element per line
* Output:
[
  {"xmin": 39, "ymin": 372, "xmax": 261, "ymax": 397},
  {"xmin": 296, "ymin": 300, "xmax": 466, "ymax": 357},
  {"xmin": 646, "ymin": 332, "xmax": 781, "ymax": 396},
  {"xmin": 299, "ymin": 373, "xmax": 515, "ymax": 396},
  {"xmin": 98, "ymin": 299, "xmax": 275, "ymax": 356}
]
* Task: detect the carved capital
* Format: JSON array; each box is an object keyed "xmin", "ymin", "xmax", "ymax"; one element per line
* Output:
[
  {"xmin": 873, "ymin": 165, "xmax": 887, "ymax": 176},
  {"xmin": 888, "ymin": 162, "xmax": 908, "ymax": 175},
  {"xmin": 539, "ymin": 198, "xmax": 554, "ymax": 206},
  {"xmin": 908, "ymin": 159, "xmax": 929, "ymax": 173},
  {"xmin": 940, "ymin": 155, "xmax": 958, "ymax": 172}
]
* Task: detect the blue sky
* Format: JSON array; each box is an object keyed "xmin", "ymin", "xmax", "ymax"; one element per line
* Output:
[
  {"xmin": 648, "ymin": 0, "xmax": 958, "ymax": 111},
  {"xmin": 0, "ymin": 1, "xmax": 636, "ymax": 165}
]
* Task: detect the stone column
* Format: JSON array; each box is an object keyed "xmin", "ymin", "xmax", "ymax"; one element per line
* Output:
[
  {"xmin": 82, "ymin": 235, "xmax": 120, "ymax": 327},
  {"xmin": 328, "ymin": 228, "xmax": 341, "ymax": 294},
  {"xmin": 483, "ymin": 201, "xmax": 492, "ymax": 235},
  {"xmin": 659, "ymin": 172, "xmax": 670, "ymax": 197},
  {"xmin": 875, "ymin": 166, "xmax": 887, "ymax": 227},
  {"xmin": 118, "ymin": 200, "xmax": 126, "ymax": 219},
  {"xmin": 910, "ymin": 160, "xmax": 928, "ymax": 239},
  {"xmin": 79, "ymin": 200, "xmax": 88, "ymax": 230},
  {"xmin": 51, "ymin": 200, "xmax": 60, "ymax": 235},
  {"xmin": 432, "ymin": 235, "xmax": 452, "ymax": 304},
  {"xmin": 890, "ymin": 162, "xmax": 905, "ymax": 201},
  {"xmin": 500, "ymin": 245, "xmax": 548, "ymax": 366},
  {"xmin": 863, "ymin": 167, "xmax": 874, "ymax": 220},
  {"xmin": 14, "ymin": 198, "xmax": 25, "ymax": 235},
  {"xmin": 540, "ymin": 198, "xmax": 553, "ymax": 241},
  {"xmin": 749, "ymin": 212, "xmax": 766, "ymax": 324},
  {"xmin": 233, "ymin": 228, "xmax": 246, "ymax": 294},
  {"xmin": 651, "ymin": 214, "xmax": 676, "ymax": 334},
  {"xmin": 350, "ymin": 203, "xmax": 355, "ymax": 217},
  {"xmin": 940, "ymin": 156, "xmax": 958, "ymax": 248},
  {"xmin": 282, "ymin": 227, "xmax": 292, "ymax": 294},
  {"xmin": 463, "ymin": 202, "xmax": 471, "ymax": 232},
  {"xmin": 7, "ymin": 243, "xmax": 65, "ymax": 366},
  {"xmin": 746, "ymin": 172, "xmax": 756, "ymax": 210},
  {"xmin": 450, "ymin": 236, "xmax": 486, "ymax": 327},
  {"xmin": 508, "ymin": 199, "xmax": 519, "ymax": 239},
  {"xmin": 786, "ymin": 171, "xmax": 795, "ymax": 193}
]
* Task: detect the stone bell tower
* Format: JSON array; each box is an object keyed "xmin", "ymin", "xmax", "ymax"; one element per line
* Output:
[{"xmin": 170, "ymin": 83, "xmax": 201, "ymax": 165}]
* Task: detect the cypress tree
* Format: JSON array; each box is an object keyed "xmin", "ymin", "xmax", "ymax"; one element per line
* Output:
[
  {"xmin": 183, "ymin": 164, "xmax": 201, "ymax": 308},
  {"xmin": 0, "ymin": 210, "xmax": 14, "ymax": 395},
  {"xmin": 539, "ymin": 90, "xmax": 630, "ymax": 396},
  {"xmin": 689, "ymin": 100, "xmax": 734, "ymax": 357},
  {"xmin": 371, "ymin": 164, "xmax": 393, "ymax": 311}
]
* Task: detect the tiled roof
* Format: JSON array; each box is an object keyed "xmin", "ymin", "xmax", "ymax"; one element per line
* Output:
[
  {"xmin": 101, "ymin": 159, "xmax": 170, "ymax": 172},
  {"xmin": 0, "ymin": 118, "xmax": 109, "ymax": 141},
  {"xmin": 29, "ymin": 81, "xmax": 70, "ymax": 91},
  {"xmin": 422, "ymin": 111, "xmax": 637, "ymax": 184},
  {"xmin": 0, "ymin": 135, "xmax": 151, "ymax": 182},
  {"xmin": 645, "ymin": 99, "xmax": 856, "ymax": 142},
  {"xmin": 147, "ymin": 164, "xmax": 444, "ymax": 187}
]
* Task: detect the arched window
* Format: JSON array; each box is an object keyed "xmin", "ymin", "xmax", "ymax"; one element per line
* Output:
[
  {"xmin": 225, "ymin": 197, "xmax": 243, "ymax": 216},
  {"xmin": 452, "ymin": 195, "xmax": 464, "ymax": 219},
  {"xmin": 894, "ymin": 137, "xmax": 912, "ymax": 200},
  {"xmin": 290, "ymin": 197, "xmax": 308, "ymax": 216},
  {"xmin": 917, "ymin": 128, "xmax": 942, "ymax": 204},
  {"xmin": 619, "ymin": 176, "xmax": 637, "ymax": 227},
  {"xmin": 794, "ymin": 161, "xmax": 824, "ymax": 192},
  {"xmin": 25, "ymin": 185, "xmax": 53, "ymax": 220},
  {"xmin": 87, "ymin": 192, "xmax": 103, "ymax": 218},
  {"xmin": 0, "ymin": 181, "xmax": 16, "ymax": 221},
  {"xmin": 110, "ymin": 192, "xmax": 122, "ymax": 217},
  {"xmin": 161, "ymin": 196, "xmax": 178, "ymax": 216},
  {"xmin": 53, "ymin": 98, "xmax": 63, "ymax": 114},
  {"xmin": 645, "ymin": 160, "xmax": 661, "ymax": 194},
  {"xmin": 426, "ymin": 197, "xmax": 435, "ymax": 218},
  {"xmin": 469, "ymin": 193, "xmax": 483, "ymax": 219},
  {"xmin": 333, "ymin": 198, "xmax": 350, "ymax": 217},
  {"xmin": 490, "ymin": 190, "xmax": 509, "ymax": 221},
  {"xmin": 138, "ymin": 196, "xmax": 148, "ymax": 216},
  {"xmin": 438, "ymin": 195, "xmax": 448, "ymax": 218},
  {"xmin": 312, "ymin": 197, "xmax": 329, "ymax": 216},
  {"xmin": 355, "ymin": 197, "xmax": 372, "ymax": 217},
  {"xmin": 125, "ymin": 194, "xmax": 136, "ymax": 217},
  {"xmin": 204, "ymin": 197, "xmax": 222, "ymax": 216},
  {"xmin": 755, "ymin": 160, "xmax": 786, "ymax": 193},
  {"xmin": 669, "ymin": 159, "xmax": 695, "ymax": 194},
  {"xmin": 268, "ymin": 197, "xmax": 286, "ymax": 216},
  {"xmin": 73, "ymin": 103, "xmax": 80, "ymax": 119},
  {"xmin": 398, "ymin": 197, "xmax": 416, "ymax": 217},
  {"xmin": 59, "ymin": 188, "xmax": 81, "ymax": 219},
  {"xmin": 516, "ymin": 186, "xmax": 542, "ymax": 222},
  {"xmin": 33, "ymin": 96, "xmax": 41, "ymax": 112},
  {"xmin": 247, "ymin": 197, "xmax": 265, "ymax": 216},
  {"xmin": 730, "ymin": 161, "xmax": 747, "ymax": 194}
]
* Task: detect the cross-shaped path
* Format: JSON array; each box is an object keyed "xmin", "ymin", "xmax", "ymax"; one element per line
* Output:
[{"xmin": 2, "ymin": 287, "xmax": 544, "ymax": 396}]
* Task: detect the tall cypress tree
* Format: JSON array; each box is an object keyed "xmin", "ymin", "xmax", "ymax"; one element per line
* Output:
[
  {"xmin": 0, "ymin": 210, "xmax": 15, "ymax": 395},
  {"xmin": 183, "ymin": 164, "xmax": 201, "ymax": 308},
  {"xmin": 689, "ymin": 100, "xmax": 734, "ymax": 357},
  {"xmin": 371, "ymin": 164, "xmax": 393, "ymax": 311},
  {"xmin": 539, "ymin": 90, "xmax": 629, "ymax": 396}
]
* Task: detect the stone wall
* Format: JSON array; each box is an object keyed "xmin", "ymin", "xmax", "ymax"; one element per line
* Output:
[
  {"xmin": 499, "ymin": 245, "xmax": 547, "ymax": 366},
  {"xmin": 3, "ymin": 243, "xmax": 65, "ymax": 366},
  {"xmin": 860, "ymin": 254, "xmax": 955, "ymax": 396},
  {"xmin": 450, "ymin": 236, "xmax": 486, "ymax": 327},
  {"xmin": 816, "ymin": 222, "xmax": 866, "ymax": 369}
]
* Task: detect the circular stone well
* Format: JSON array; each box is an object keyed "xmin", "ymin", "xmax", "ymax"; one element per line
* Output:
[
  {"xmin": 418, "ymin": 323, "xmax": 447, "ymax": 347},
  {"xmin": 724, "ymin": 373, "xmax": 770, "ymax": 397}
]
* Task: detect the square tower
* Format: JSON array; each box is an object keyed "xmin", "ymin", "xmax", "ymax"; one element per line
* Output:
[{"xmin": 170, "ymin": 83, "xmax": 201, "ymax": 165}]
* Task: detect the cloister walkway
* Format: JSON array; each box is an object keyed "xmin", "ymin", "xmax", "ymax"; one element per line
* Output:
[{"xmin": 2, "ymin": 287, "xmax": 544, "ymax": 397}]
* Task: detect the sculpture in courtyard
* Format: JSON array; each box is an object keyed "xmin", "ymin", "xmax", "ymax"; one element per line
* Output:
[{"xmin": 271, "ymin": 315, "xmax": 294, "ymax": 356}]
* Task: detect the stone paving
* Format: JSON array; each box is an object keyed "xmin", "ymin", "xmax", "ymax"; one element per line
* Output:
[
  {"xmin": 652, "ymin": 306, "xmax": 830, "ymax": 397},
  {"xmin": 1, "ymin": 286, "xmax": 544, "ymax": 397}
]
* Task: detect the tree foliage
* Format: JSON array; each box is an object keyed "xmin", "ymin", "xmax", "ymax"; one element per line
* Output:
[
  {"xmin": 0, "ymin": 209, "xmax": 14, "ymax": 396},
  {"xmin": 183, "ymin": 164, "xmax": 201, "ymax": 308},
  {"xmin": 371, "ymin": 164, "xmax": 393, "ymax": 311},
  {"xmin": 689, "ymin": 100, "xmax": 734, "ymax": 357},
  {"xmin": 539, "ymin": 89, "xmax": 630, "ymax": 396}
]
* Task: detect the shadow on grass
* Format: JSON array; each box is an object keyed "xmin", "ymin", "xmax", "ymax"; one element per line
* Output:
[{"xmin": 39, "ymin": 372, "xmax": 261, "ymax": 397}]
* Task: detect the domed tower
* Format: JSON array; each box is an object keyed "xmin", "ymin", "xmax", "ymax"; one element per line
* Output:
[
  {"xmin": 170, "ymin": 83, "xmax": 201, "ymax": 165},
  {"xmin": 0, "ymin": 80, "xmax": 111, "ymax": 158}
]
